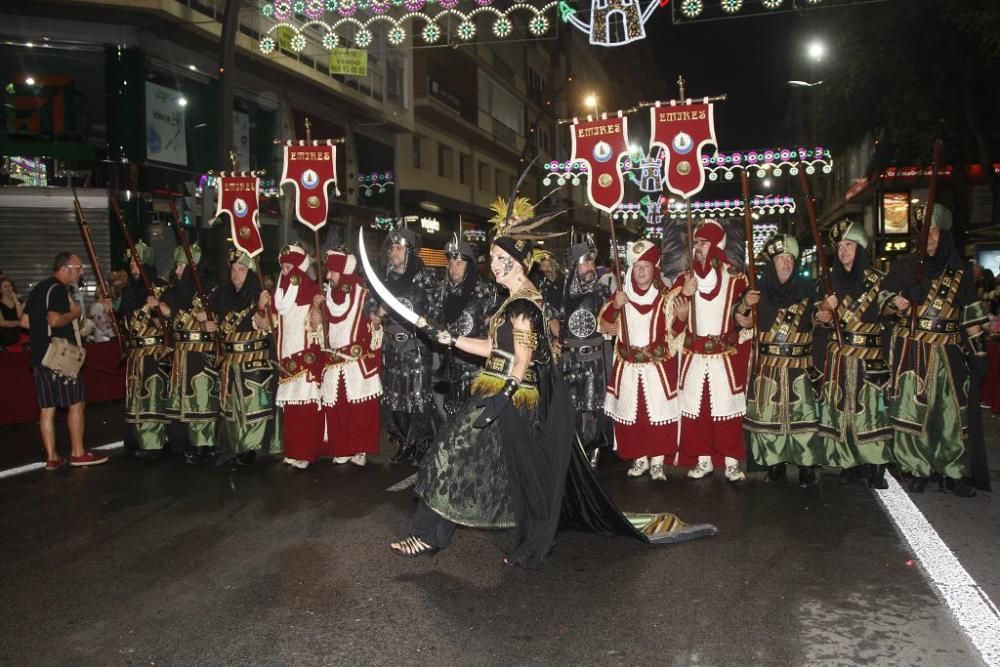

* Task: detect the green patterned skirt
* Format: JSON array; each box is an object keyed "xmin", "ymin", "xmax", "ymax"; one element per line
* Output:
[{"xmin": 746, "ymin": 365, "xmax": 823, "ymax": 467}]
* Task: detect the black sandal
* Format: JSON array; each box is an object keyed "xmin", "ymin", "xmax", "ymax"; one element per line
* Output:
[{"xmin": 390, "ymin": 535, "xmax": 438, "ymax": 558}]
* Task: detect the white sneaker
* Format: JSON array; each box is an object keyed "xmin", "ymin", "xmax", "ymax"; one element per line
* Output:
[
  {"xmin": 687, "ymin": 457, "xmax": 714, "ymax": 479},
  {"xmin": 627, "ymin": 456, "xmax": 650, "ymax": 477},
  {"xmin": 350, "ymin": 453, "xmax": 367, "ymax": 467},
  {"xmin": 650, "ymin": 464, "xmax": 667, "ymax": 481},
  {"xmin": 333, "ymin": 456, "xmax": 352, "ymax": 464},
  {"xmin": 724, "ymin": 456, "xmax": 745, "ymax": 482},
  {"xmin": 283, "ymin": 457, "xmax": 309, "ymax": 470}
]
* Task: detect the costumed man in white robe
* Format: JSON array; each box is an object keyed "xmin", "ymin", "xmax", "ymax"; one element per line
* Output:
[
  {"xmin": 321, "ymin": 250, "xmax": 383, "ymax": 466},
  {"xmin": 672, "ymin": 220, "xmax": 753, "ymax": 482},
  {"xmin": 599, "ymin": 240, "xmax": 683, "ymax": 481}
]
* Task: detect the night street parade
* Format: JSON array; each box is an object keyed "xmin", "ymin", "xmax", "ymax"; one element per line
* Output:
[{"xmin": 2, "ymin": 0, "xmax": 1000, "ymax": 664}]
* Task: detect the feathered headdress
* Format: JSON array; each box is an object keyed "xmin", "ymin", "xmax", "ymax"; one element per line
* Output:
[{"xmin": 487, "ymin": 156, "xmax": 565, "ymax": 270}]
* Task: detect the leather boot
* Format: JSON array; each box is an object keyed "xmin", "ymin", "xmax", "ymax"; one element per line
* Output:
[
  {"xmin": 943, "ymin": 477, "xmax": 977, "ymax": 498},
  {"xmin": 764, "ymin": 463, "xmax": 787, "ymax": 483},
  {"xmin": 798, "ymin": 466, "xmax": 817, "ymax": 487},
  {"xmin": 867, "ymin": 464, "xmax": 888, "ymax": 490},
  {"xmin": 907, "ymin": 476, "xmax": 929, "ymax": 493},
  {"xmin": 390, "ymin": 442, "xmax": 415, "ymax": 464},
  {"xmin": 588, "ymin": 447, "xmax": 601, "ymax": 470}
]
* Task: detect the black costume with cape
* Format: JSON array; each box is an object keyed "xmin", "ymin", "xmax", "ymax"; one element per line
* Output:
[{"xmin": 412, "ymin": 288, "xmax": 716, "ymax": 569}]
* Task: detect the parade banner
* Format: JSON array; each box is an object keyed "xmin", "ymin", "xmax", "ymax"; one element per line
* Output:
[
  {"xmin": 215, "ymin": 173, "xmax": 263, "ymax": 258},
  {"xmin": 649, "ymin": 101, "xmax": 717, "ymax": 199},
  {"xmin": 570, "ymin": 115, "xmax": 630, "ymax": 213},
  {"xmin": 280, "ymin": 140, "xmax": 337, "ymax": 231}
]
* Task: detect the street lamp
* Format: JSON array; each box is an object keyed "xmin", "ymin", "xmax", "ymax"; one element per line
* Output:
[
  {"xmin": 788, "ymin": 80, "xmax": 823, "ymax": 88},
  {"xmin": 807, "ymin": 39, "xmax": 826, "ymax": 62},
  {"xmin": 585, "ymin": 93, "xmax": 599, "ymax": 116}
]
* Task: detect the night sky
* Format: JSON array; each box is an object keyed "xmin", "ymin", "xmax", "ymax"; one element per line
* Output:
[{"xmin": 646, "ymin": 8, "xmax": 811, "ymax": 150}]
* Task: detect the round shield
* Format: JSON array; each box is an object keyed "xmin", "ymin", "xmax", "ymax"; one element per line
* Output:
[
  {"xmin": 568, "ymin": 309, "xmax": 598, "ymax": 338},
  {"xmin": 447, "ymin": 310, "xmax": 474, "ymax": 337}
]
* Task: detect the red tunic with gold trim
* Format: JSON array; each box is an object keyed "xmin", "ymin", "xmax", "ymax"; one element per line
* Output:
[
  {"xmin": 672, "ymin": 266, "xmax": 753, "ymax": 467},
  {"xmin": 321, "ymin": 252, "xmax": 383, "ymax": 457},
  {"xmin": 273, "ymin": 246, "xmax": 326, "ymax": 463},
  {"xmin": 601, "ymin": 279, "xmax": 683, "ymax": 461}
]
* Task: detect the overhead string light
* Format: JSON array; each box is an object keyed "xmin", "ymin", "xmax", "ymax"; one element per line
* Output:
[
  {"xmin": 258, "ymin": 1, "xmax": 559, "ymax": 51},
  {"xmin": 677, "ymin": 0, "xmax": 836, "ymax": 22}
]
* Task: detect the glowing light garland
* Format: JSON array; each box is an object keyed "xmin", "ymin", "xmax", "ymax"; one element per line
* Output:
[
  {"xmin": 258, "ymin": 2, "xmax": 559, "ymax": 51},
  {"xmin": 705, "ymin": 146, "xmax": 833, "ymax": 181},
  {"xmin": 610, "ymin": 195, "xmax": 797, "ymax": 223},
  {"xmin": 677, "ymin": 0, "xmax": 842, "ymax": 22},
  {"xmin": 544, "ymin": 147, "xmax": 832, "ymax": 190},
  {"xmin": 358, "ymin": 170, "xmax": 394, "ymax": 197},
  {"xmin": 259, "ymin": 0, "xmax": 662, "ymax": 49}
]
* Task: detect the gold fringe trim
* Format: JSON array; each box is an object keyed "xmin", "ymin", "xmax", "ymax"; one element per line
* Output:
[{"xmin": 470, "ymin": 374, "xmax": 539, "ymax": 410}]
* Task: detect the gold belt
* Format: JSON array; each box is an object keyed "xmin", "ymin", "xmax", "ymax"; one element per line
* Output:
[
  {"xmin": 222, "ymin": 338, "xmax": 269, "ymax": 354},
  {"xmin": 127, "ymin": 335, "xmax": 164, "ymax": 349},
  {"xmin": 175, "ymin": 330, "xmax": 212, "ymax": 343}
]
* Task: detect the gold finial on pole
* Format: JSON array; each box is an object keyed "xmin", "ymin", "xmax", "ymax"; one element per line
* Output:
[
  {"xmin": 304, "ymin": 116, "xmax": 312, "ymax": 143},
  {"xmin": 228, "ymin": 149, "xmax": 240, "ymax": 173},
  {"xmin": 677, "ymin": 75, "xmax": 687, "ymax": 100}
]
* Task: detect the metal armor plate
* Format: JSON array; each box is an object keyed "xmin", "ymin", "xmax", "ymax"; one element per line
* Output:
[
  {"xmin": 568, "ymin": 309, "xmax": 598, "ymax": 338},
  {"xmin": 448, "ymin": 310, "xmax": 475, "ymax": 337}
]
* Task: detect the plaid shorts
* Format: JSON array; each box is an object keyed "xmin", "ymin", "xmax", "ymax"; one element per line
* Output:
[{"xmin": 33, "ymin": 366, "xmax": 85, "ymax": 409}]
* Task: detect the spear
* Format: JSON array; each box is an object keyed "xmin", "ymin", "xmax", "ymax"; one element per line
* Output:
[
  {"xmin": 167, "ymin": 196, "xmax": 222, "ymax": 359},
  {"xmin": 910, "ymin": 139, "xmax": 944, "ymax": 337},
  {"xmin": 799, "ymin": 169, "xmax": 842, "ymax": 346},
  {"xmin": 740, "ymin": 170, "xmax": 758, "ymax": 330},
  {"xmin": 69, "ymin": 182, "xmax": 123, "ymax": 355},
  {"xmin": 110, "ymin": 197, "xmax": 172, "ymax": 343}
]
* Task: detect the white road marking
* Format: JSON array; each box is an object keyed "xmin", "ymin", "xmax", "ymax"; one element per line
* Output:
[
  {"xmin": 876, "ymin": 474, "xmax": 1000, "ymax": 667},
  {"xmin": 0, "ymin": 440, "xmax": 124, "ymax": 479},
  {"xmin": 94, "ymin": 441, "xmax": 125, "ymax": 451},
  {"xmin": 386, "ymin": 473, "xmax": 418, "ymax": 492},
  {"xmin": 0, "ymin": 462, "xmax": 45, "ymax": 479}
]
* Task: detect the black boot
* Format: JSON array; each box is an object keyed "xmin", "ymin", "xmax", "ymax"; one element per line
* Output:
[
  {"xmin": 838, "ymin": 467, "xmax": 858, "ymax": 485},
  {"xmin": 798, "ymin": 466, "xmax": 817, "ymax": 488},
  {"xmin": 867, "ymin": 464, "xmax": 888, "ymax": 490},
  {"xmin": 764, "ymin": 463, "xmax": 787, "ymax": 483},
  {"xmin": 943, "ymin": 477, "xmax": 977, "ymax": 498},
  {"xmin": 185, "ymin": 447, "xmax": 213, "ymax": 466},
  {"xmin": 134, "ymin": 449, "xmax": 162, "ymax": 461},
  {"xmin": 588, "ymin": 447, "xmax": 601, "ymax": 470},
  {"xmin": 411, "ymin": 440, "xmax": 432, "ymax": 467},
  {"xmin": 907, "ymin": 476, "xmax": 929, "ymax": 493},
  {"xmin": 233, "ymin": 451, "xmax": 256, "ymax": 467},
  {"xmin": 390, "ymin": 442, "xmax": 415, "ymax": 464}
]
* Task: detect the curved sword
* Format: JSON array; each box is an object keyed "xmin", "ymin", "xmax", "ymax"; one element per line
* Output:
[{"xmin": 358, "ymin": 228, "xmax": 427, "ymax": 328}]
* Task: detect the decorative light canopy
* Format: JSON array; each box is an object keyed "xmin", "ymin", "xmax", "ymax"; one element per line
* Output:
[
  {"xmin": 705, "ymin": 146, "xmax": 834, "ymax": 182},
  {"xmin": 257, "ymin": 1, "xmax": 559, "ymax": 52},
  {"xmin": 258, "ymin": 0, "xmax": 673, "ymax": 50},
  {"xmin": 610, "ymin": 195, "xmax": 797, "ymax": 223},
  {"xmin": 675, "ymin": 0, "xmax": 859, "ymax": 23}
]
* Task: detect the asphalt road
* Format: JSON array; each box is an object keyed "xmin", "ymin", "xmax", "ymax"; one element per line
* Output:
[{"xmin": 0, "ymin": 401, "xmax": 996, "ymax": 666}]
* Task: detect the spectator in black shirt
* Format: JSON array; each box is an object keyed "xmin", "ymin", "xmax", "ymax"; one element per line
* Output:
[
  {"xmin": 0, "ymin": 277, "xmax": 25, "ymax": 350},
  {"xmin": 24, "ymin": 252, "xmax": 109, "ymax": 470}
]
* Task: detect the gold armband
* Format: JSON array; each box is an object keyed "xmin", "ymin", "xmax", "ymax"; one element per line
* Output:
[{"xmin": 512, "ymin": 328, "xmax": 539, "ymax": 351}]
